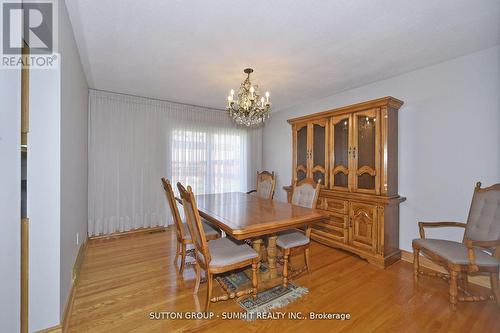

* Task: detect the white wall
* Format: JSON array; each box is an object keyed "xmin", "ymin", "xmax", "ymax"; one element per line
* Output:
[
  {"xmin": 0, "ymin": 68, "xmax": 21, "ymax": 332},
  {"xmin": 29, "ymin": 61, "xmax": 61, "ymax": 331},
  {"xmin": 59, "ymin": 0, "xmax": 89, "ymax": 316},
  {"xmin": 263, "ymin": 46, "xmax": 500, "ymax": 252},
  {"xmin": 24, "ymin": 2, "xmax": 88, "ymax": 330}
]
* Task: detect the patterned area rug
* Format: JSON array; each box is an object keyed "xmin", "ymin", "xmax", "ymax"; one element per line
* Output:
[
  {"xmin": 237, "ymin": 283, "xmax": 308, "ymax": 316},
  {"xmin": 216, "ymin": 265, "xmax": 308, "ymax": 318},
  {"xmin": 216, "ymin": 264, "xmax": 268, "ymax": 292}
]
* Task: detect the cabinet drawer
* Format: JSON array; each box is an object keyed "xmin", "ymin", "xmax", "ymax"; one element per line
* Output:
[
  {"xmin": 312, "ymin": 214, "xmax": 347, "ymax": 242},
  {"xmin": 321, "ymin": 197, "xmax": 348, "ymax": 214},
  {"xmin": 311, "ymin": 228, "xmax": 345, "ymax": 243}
]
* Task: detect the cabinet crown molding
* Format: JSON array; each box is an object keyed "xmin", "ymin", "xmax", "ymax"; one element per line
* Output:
[{"xmin": 287, "ymin": 96, "xmax": 404, "ymax": 124}]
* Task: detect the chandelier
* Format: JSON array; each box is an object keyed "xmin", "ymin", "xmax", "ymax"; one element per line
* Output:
[{"xmin": 226, "ymin": 68, "xmax": 271, "ymax": 127}]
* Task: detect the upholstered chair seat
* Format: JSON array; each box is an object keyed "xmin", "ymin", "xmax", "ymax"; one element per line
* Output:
[
  {"xmin": 277, "ymin": 230, "xmax": 310, "ymax": 249},
  {"xmin": 413, "ymin": 239, "xmax": 499, "ymax": 267},
  {"xmin": 198, "ymin": 238, "xmax": 258, "ymax": 268}
]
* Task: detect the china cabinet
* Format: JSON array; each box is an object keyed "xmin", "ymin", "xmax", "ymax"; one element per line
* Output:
[{"xmin": 285, "ymin": 97, "xmax": 406, "ymax": 268}]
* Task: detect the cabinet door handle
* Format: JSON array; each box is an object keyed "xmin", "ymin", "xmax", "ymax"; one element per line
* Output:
[{"xmin": 352, "ymin": 147, "xmax": 356, "ymax": 159}]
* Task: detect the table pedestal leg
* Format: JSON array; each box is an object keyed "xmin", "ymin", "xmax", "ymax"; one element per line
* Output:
[
  {"xmin": 267, "ymin": 235, "xmax": 278, "ymax": 279},
  {"xmin": 251, "ymin": 238, "xmax": 264, "ymax": 282},
  {"xmin": 251, "ymin": 239, "xmax": 263, "ymax": 268}
]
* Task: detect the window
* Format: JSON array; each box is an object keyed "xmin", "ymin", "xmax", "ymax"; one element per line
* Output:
[{"xmin": 171, "ymin": 128, "xmax": 247, "ymax": 194}]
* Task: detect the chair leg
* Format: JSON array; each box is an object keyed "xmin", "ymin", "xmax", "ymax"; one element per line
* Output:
[
  {"xmin": 304, "ymin": 246, "xmax": 310, "ymax": 274},
  {"xmin": 413, "ymin": 248, "xmax": 420, "ymax": 280},
  {"xmin": 283, "ymin": 248, "xmax": 290, "ymax": 288},
  {"xmin": 174, "ymin": 241, "xmax": 180, "ymax": 265},
  {"xmin": 205, "ymin": 272, "xmax": 213, "ymax": 313},
  {"xmin": 490, "ymin": 272, "xmax": 500, "ymax": 306},
  {"xmin": 460, "ymin": 272, "xmax": 469, "ymax": 291},
  {"xmin": 193, "ymin": 263, "xmax": 201, "ymax": 294},
  {"xmin": 449, "ymin": 270, "xmax": 458, "ymax": 311},
  {"xmin": 252, "ymin": 260, "xmax": 258, "ymax": 299},
  {"xmin": 179, "ymin": 243, "xmax": 187, "ymax": 273}
]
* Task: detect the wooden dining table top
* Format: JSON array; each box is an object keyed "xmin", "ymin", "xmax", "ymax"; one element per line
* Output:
[{"xmin": 194, "ymin": 192, "xmax": 329, "ymax": 240}]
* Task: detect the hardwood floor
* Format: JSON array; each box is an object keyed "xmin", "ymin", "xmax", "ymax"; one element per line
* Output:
[{"xmin": 68, "ymin": 227, "xmax": 499, "ymax": 333}]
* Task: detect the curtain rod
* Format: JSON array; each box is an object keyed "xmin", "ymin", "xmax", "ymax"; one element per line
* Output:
[{"xmin": 89, "ymin": 88, "xmax": 226, "ymax": 112}]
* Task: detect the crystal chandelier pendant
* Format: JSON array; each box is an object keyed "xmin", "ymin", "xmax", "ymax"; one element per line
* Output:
[{"xmin": 226, "ymin": 68, "xmax": 271, "ymax": 127}]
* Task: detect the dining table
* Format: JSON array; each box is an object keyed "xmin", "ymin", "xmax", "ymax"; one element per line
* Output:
[{"xmin": 193, "ymin": 192, "xmax": 329, "ymax": 279}]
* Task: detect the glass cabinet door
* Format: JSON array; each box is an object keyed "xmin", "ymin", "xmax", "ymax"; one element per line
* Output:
[
  {"xmin": 330, "ymin": 115, "xmax": 350, "ymax": 190},
  {"xmin": 352, "ymin": 109, "xmax": 380, "ymax": 194},
  {"xmin": 294, "ymin": 123, "xmax": 308, "ymax": 182},
  {"xmin": 310, "ymin": 120, "xmax": 328, "ymax": 186}
]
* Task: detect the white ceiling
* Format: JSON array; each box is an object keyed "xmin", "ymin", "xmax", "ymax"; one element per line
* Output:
[{"xmin": 66, "ymin": 0, "xmax": 500, "ymax": 111}]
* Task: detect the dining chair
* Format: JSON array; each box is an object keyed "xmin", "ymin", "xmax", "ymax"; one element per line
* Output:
[
  {"xmin": 246, "ymin": 170, "xmax": 276, "ymax": 200},
  {"xmin": 277, "ymin": 178, "xmax": 321, "ymax": 288},
  {"xmin": 412, "ymin": 182, "xmax": 500, "ymax": 310},
  {"xmin": 177, "ymin": 182, "xmax": 259, "ymax": 312},
  {"xmin": 161, "ymin": 178, "xmax": 220, "ymax": 274}
]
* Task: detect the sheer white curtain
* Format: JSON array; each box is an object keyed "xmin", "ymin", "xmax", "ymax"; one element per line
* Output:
[{"xmin": 88, "ymin": 90, "xmax": 262, "ymax": 236}]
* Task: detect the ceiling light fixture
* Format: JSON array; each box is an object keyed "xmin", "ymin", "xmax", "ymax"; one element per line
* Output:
[{"xmin": 226, "ymin": 68, "xmax": 271, "ymax": 127}]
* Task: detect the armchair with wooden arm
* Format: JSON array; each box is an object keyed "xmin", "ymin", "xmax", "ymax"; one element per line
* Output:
[
  {"xmin": 412, "ymin": 182, "xmax": 500, "ymax": 310},
  {"xmin": 246, "ymin": 171, "xmax": 276, "ymax": 200},
  {"xmin": 417, "ymin": 221, "xmax": 467, "ymax": 239}
]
